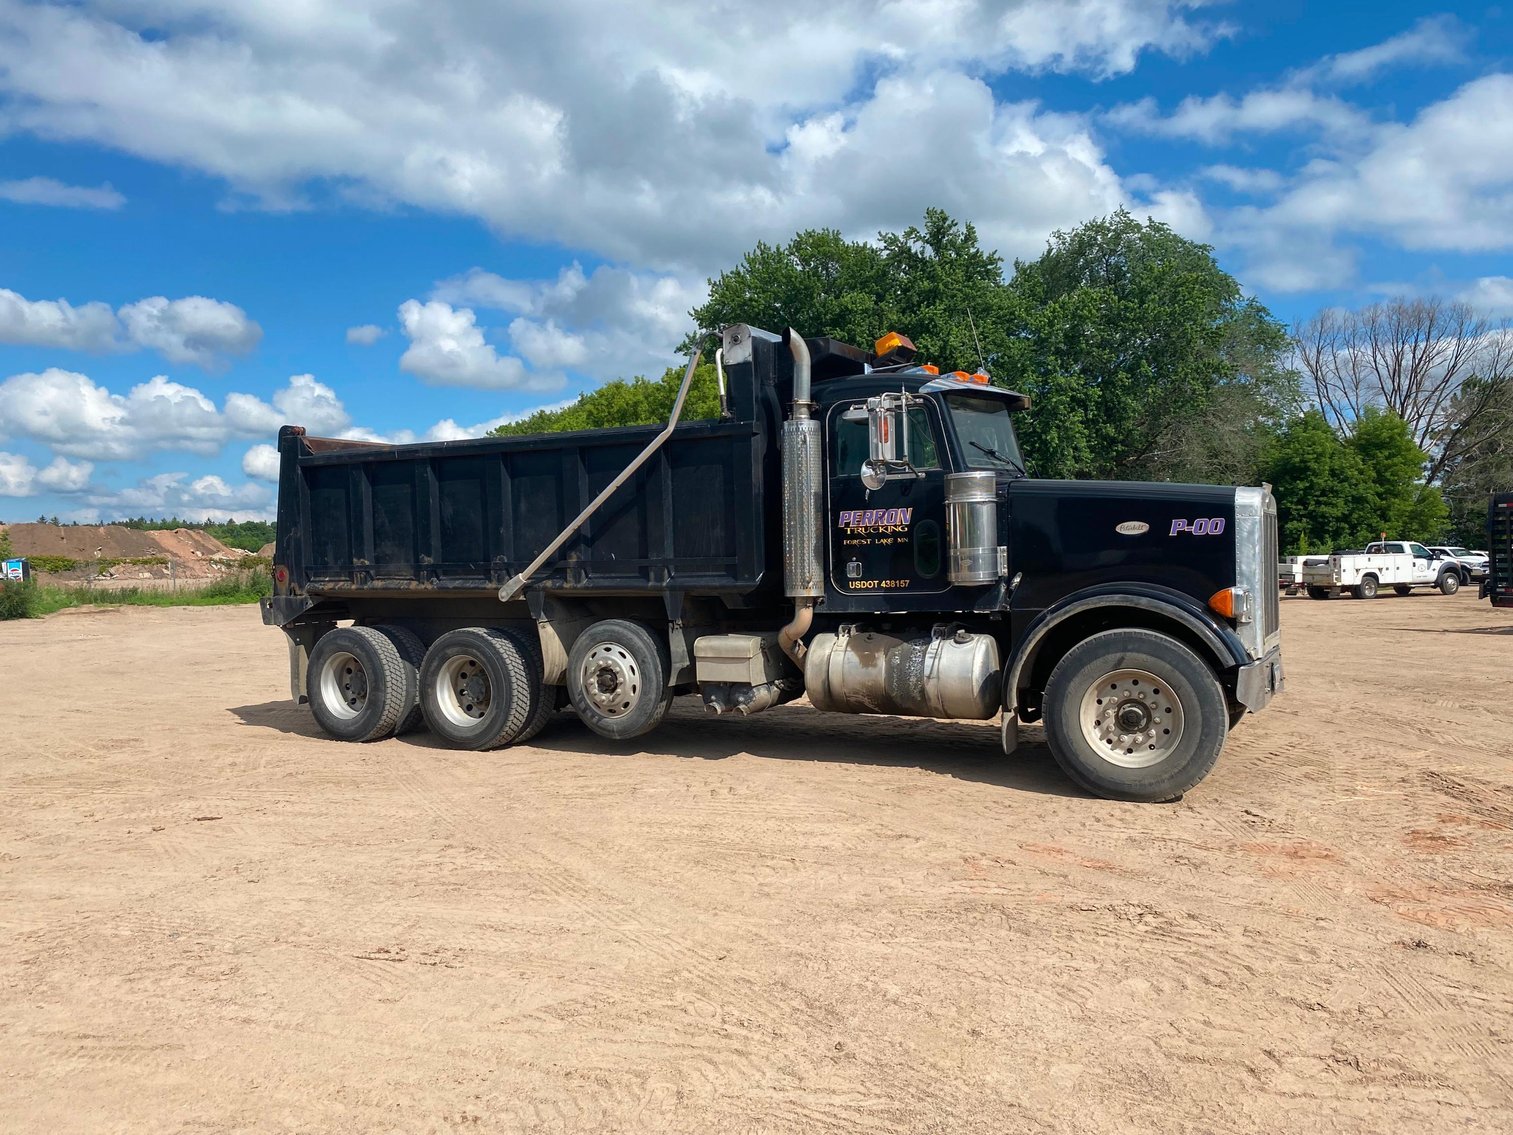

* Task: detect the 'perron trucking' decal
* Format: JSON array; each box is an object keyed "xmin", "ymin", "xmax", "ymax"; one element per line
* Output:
[
  {"xmin": 838, "ymin": 508, "xmax": 914, "ymax": 531},
  {"xmin": 1170, "ymin": 517, "xmax": 1227, "ymax": 536}
]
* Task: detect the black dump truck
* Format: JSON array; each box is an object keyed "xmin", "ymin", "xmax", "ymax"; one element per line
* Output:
[
  {"xmin": 262, "ymin": 325, "xmax": 1284, "ymax": 801},
  {"xmin": 1485, "ymin": 493, "xmax": 1513, "ymax": 609}
]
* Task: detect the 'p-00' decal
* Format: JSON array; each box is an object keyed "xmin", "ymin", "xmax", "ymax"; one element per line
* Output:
[{"xmin": 1170, "ymin": 517, "xmax": 1226, "ymax": 536}]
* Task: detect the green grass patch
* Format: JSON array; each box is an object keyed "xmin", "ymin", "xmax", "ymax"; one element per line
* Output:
[{"xmin": 0, "ymin": 569, "xmax": 272, "ymax": 619}]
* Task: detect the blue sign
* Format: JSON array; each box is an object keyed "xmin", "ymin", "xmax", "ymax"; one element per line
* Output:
[{"xmin": 2, "ymin": 558, "xmax": 31, "ymax": 583}]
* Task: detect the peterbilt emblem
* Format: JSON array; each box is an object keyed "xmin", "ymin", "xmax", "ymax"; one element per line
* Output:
[{"xmin": 1115, "ymin": 521, "xmax": 1150, "ymax": 536}]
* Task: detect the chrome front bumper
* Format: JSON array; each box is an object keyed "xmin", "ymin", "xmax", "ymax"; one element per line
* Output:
[{"xmin": 1235, "ymin": 646, "xmax": 1284, "ymax": 712}]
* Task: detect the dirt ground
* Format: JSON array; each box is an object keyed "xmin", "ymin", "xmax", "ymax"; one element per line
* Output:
[{"xmin": 2, "ymin": 592, "xmax": 1510, "ymax": 1133}]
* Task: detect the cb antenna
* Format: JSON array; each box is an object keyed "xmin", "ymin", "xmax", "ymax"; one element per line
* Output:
[{"xmin": 966, "ymin": 307, "xmax": 986, "ymax": 373}]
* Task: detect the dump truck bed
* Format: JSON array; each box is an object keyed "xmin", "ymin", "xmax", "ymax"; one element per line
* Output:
[{"xmin": 270, "ymin": 416, "xmax": 778, "ymax": 605}]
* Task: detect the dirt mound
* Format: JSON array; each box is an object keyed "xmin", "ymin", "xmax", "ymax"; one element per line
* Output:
[
  {"xmin": 257, "ymin": 542, "xmax": 276, "ymax": 558},
  {"xmin": 4, "ymin": 523, "xmax": 244, "ymax": 581}
]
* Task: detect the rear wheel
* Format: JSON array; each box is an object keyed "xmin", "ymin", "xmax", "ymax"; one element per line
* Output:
[
  {"xmin": 1439, "ymin": 571, "xmax": 1461, "ymax": 595},
  {"xmin": 1306, "ymin": 585, "xmax": 1331, "ymax": 600},
  {"xmin": 1354, "ymin": 575, "xmax": 1379, "ymax": 599},
  {"xmin": 308, "ymin": 626, "xmax": 417, "ymax": 742},
  {"xmin": 373, "ymin": 624, "xmax": 427, "ymax": 733},
  {"xmin": 568, "ymin": 619, "xmax": 673, "ymax": 741},
  {"xmin": 1393, "ymin": 584, "xmax": 1413, "ymax": 597},
  {"xmin": 1042, "ymin": 628, "xmax": 1228, "ymax": 803},
  {"xmin": 420, "ymin": 627, "xmax": 544, "ymax": 750}
]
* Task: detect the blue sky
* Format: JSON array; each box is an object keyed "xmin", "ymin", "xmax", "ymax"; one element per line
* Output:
[{"xmin": 1, "ymin": 0, "xmax": 1510, "ymax": 521}]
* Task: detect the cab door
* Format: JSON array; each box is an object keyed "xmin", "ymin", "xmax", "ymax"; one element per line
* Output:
[
  {"xmin": 826, "ymin": 398, "xmax": 949, "ymax": 597},
  {"xmin": 1409, "ymin": 542, "xmax": 1436, "ymax": 584}
]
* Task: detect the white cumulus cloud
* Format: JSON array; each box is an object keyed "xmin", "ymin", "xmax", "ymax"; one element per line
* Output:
[
  {"xmin": 0, "ymin": 176, "xmax": 125, "ymax": 209},
  {"xmin": 0, "ymin": 369, "xmax": 347, "ymax": 460},
  {"xmin": 397, "ymin": 299, "xmax": 551, "ymax": 390},
  {"xmin": 241, "ymin": 443, "xmax": 282, "ymax": 482},
  {"xmin": 0, "ymin": 288, "xmax": 120, "ymax": 351},
  {"xmin": 345, "ymin": 323, "xmax": 385, "ymax": 345},
  {"xmin": 116, "ymin": 296, "xmax": 262, "ymax": 368},
  {"xmin": 0, "ymin": 287, "xmax": 261, "ymax": 368},
  {"xmin": 0, "ymin": 0, "xmax": 1225, "ymax": 271},
  {"xmin": 81, "ymin": 472, "xmax": 274, "ymax": 522},
  {"xmin": 0, "ymin": 452, "xmax": 93, "ymax": 496}
]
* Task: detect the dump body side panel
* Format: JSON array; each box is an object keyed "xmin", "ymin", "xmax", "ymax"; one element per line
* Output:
[{"xmin": 270, "ymin": 417, "xmax": 778, "ymax": 614}]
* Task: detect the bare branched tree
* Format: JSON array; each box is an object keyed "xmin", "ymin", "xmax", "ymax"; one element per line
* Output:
[{"xmin": 1293, "ymin": 297, "xmax": 1513, "ymax": 481}]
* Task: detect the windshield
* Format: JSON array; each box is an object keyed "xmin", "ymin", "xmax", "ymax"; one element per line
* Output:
[{"xmin": 947, "ymin": 394, "xmax": 1026, "ymax": 474}]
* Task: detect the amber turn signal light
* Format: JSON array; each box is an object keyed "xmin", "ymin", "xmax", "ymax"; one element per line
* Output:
[
  {"xmin": 1208, "ymin": 586, "xmax": 1251, "ymax": 623},
  {"xmin": 874, "ymin": 331, "xmax": 917, "ymax": 359}
]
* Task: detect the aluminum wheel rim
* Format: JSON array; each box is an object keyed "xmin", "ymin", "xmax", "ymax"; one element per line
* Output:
[
  {"xmin": 317, "ymin": 651, "xmax": 368, "ymax": 721},
  {"xmin": 1079, "ymin": 667, "xmax": 1185, "ymax": 769},
  {"xmin": 580, "ymin": 641, "xmax": 641, "ymax": 718},
  {"xmin": 433, "ymin": 654, "xmax": 491, "ymax": 729}
]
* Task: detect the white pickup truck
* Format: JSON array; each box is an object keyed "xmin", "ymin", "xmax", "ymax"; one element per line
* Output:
[{"xmin": 1301, "ymin": 541, "xmax": 1463, "ymax": 599}]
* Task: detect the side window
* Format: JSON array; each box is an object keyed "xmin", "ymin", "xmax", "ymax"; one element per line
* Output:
[
  {"xmin": 1410, "ymin": 543, "xmax": 1431, "ymax": 558},
  {"xmin": 831, "ymin": 405, "xmax": 942, "ymax": 474},
  {"xmin": 833, "ymin": 414, "xmax": 868, "ymax": 476},
  {"xmin": 906, "ymin": 408, "xmax": 941, "ymax": 470}
]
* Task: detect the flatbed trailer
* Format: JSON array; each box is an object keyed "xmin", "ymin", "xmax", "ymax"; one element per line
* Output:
[{"xmin": 1486, "ymin": 494, "xmax": 1513, "ymax": 609}]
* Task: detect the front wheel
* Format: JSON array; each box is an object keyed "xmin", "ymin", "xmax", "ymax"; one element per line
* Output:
[
  {"xmin": 1042, "ymin": 629, "xmax": 1228, "ymax": 802},
  {"xmin": 567, "ymin": 619, "xmax": 673, "ymax": 741},
  {"xmin": 1439, "ymin": 571, "xmax": 1461, "ymax": 595}
]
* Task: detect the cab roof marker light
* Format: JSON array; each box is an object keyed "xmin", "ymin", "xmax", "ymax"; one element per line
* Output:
[{"xmin": 874, "ymin": 331, "xmax": 916, "ymax": 359}]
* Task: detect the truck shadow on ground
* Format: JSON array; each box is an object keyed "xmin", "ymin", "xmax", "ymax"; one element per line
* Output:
[{"xmin": 228, "ymin": 698, "xmax": 1088, "ymax": 798}]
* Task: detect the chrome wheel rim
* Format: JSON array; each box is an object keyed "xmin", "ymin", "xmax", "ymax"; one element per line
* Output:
[
  {"xmin": 433, "ymin": 654, "xmax": 491, "ymax": 729},
  {"xmin": 580, "ymin": 641, "xmax": 641, "ymax": 718},
  {"xmin": 317, "ymin": 651, "xmax": 368, "ymax": 721},
  {"xmin": 1079, "ymin": 668, "xmax": 1185, "ymax": 769}
]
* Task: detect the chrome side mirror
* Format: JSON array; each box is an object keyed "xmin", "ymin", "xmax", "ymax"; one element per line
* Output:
[{"xmin": 850, "ymin": 393, "xmax": 923, "ymax": 489}]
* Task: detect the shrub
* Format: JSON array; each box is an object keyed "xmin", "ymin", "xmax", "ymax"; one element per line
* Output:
[
  {"xmin": 0, "ymin": 579, "xmax": 39, "ymax": 620},
  {"xmin": 27, "ymin": 554, "xmax": 79, "ymax": 574}
]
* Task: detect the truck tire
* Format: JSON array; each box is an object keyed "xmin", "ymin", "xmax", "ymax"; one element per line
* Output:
[
  {"xmin": 1354, "ymin": 575, "xmax": 1379, "ymax": 599},
  {"xmin": 420, "ymin": 627, "xmax": 543, "ymax": 750},
  {"xmin": 1306, "ymin": 585, "xmax": 1331, "ymax": 600},
  {"xmin": 1041, "ymin": 628, "xmax": 1228, "ymax": 803},
  {"xmin": 509, "ymin": 632, "xmax": 558, "ymax": 745},
  {"xmin": 1393, "ymin": 584, "xmax": 1413, "ymax": 597},
  {"xmin": 568, "ymin": 619, "xmax": 674, "ymax": 741},
  {"xmin": 1439, "ymin": 571, "xmax": 1461, "ymax": 595},
  {"xmin": 372, "ymin": 624, "xmax": 427, "ymax": 734},
  {"xmin": 308, "ymin": 626, "xmax": 417, "ymax": 743}
]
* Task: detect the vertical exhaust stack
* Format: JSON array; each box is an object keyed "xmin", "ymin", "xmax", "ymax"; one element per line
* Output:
[{"xmin": 779, "ymin": 330, "xmax": 823, "ymax": 663}]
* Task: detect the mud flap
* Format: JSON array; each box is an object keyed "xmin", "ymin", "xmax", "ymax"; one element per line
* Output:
[{"xmin": 1001, "ymin": 712, "xmax": 1019, "ymax": 756}]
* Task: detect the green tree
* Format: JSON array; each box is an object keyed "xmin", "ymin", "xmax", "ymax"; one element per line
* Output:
[
  {"xmin": 1002, "ymin": 210, "xmax": 1296, "ymax": 482},
  {"xmin": 684, "ymin": 209, "xmax": 1013, "ymax": 369},
  {"xmin": 491, "ymin": 362, "xmax": 723, "ymax": 438},
  {"xmin": 1347, "ymin": 408, "xmax": 1448, "ymax": 542},
  {"xmin": 683, "ymin": 228, "xmax": 892, "ymax": 355},
  {"xmin": 0, "ymin": 525, "xmax": 13, "ymax": 559},
  {"xmin": 1437, "ymin": 374, "xmax": 1513, "ymax": 545},
  {"xmin": 1266, "ymin": 411, "xmax": 1375, "ymax": 553}
]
